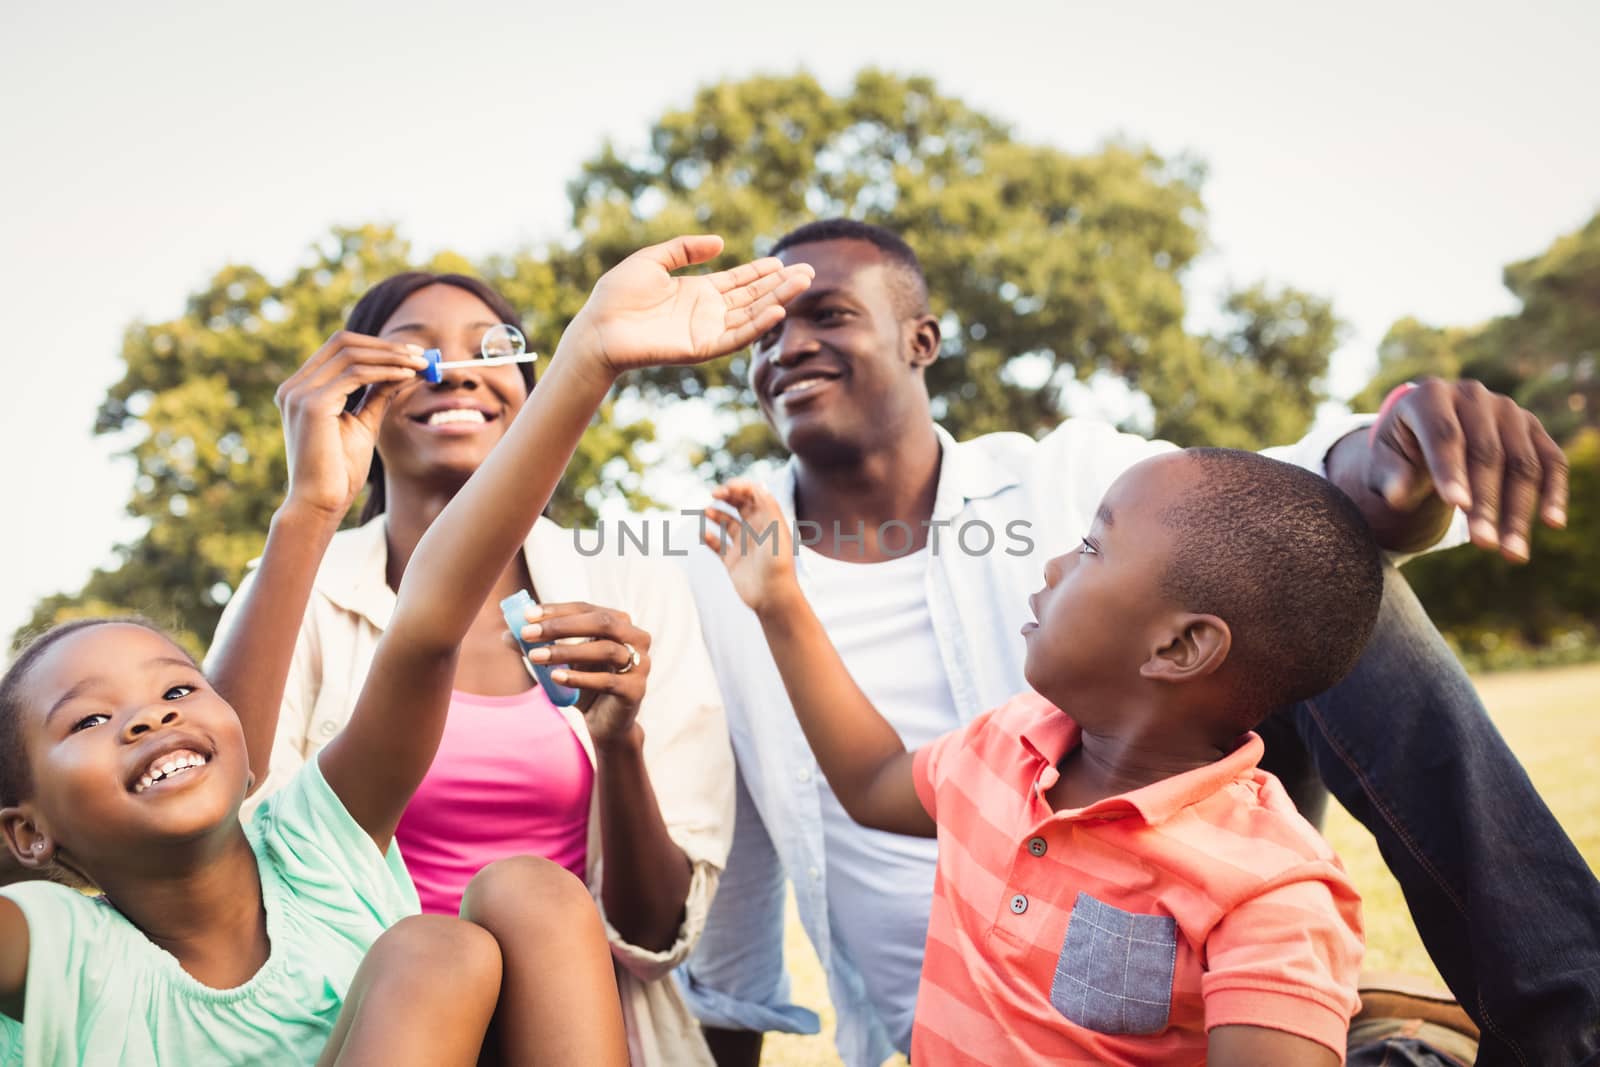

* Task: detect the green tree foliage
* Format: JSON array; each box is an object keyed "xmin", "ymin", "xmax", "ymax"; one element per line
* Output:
[
  {"xmin": 1357, "ymin": 210, "xmax": 1600, "ymax": 442},
  {"xmin": 16, "ymin": 225, "xmax": 652, "ymax": 654},
  {"xmin": 552, "ymin": 69, "xmax": 1339, "ymax": 470},
  {"xmin": 1357, "ymin": 211, "xmax": 1600, "ymax": 666},
  {"xmin": 21, "ymin": 70, "xmax": 1344, "ymax": 652}
]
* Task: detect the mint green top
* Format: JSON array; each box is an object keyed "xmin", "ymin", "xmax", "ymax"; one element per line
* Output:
[{"xmin": 0, "ymin": 758, "xmax": 420, "ymax": 1066}]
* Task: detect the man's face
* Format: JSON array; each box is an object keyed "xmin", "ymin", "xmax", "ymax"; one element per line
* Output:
[
  {"xmin": 749, "ymin": 239, "xmax": 932, "ymax": 462},
  {"xmin": 1022, "ymin": 454, "xmax": 1190, "ymax": 705}
]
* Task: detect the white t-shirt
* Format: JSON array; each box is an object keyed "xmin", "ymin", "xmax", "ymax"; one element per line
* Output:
[{"xmin": 797, "ymin": 544, "xmax": 961, "ymax": 1050}]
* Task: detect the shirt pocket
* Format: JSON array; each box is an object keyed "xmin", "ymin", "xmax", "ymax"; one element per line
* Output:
[{"xmin": 1048, "ymin": 891, "xmax": 1178, "ymax": 1035}]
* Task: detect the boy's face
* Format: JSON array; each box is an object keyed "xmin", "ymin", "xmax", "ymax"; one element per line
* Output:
[
  {"xmin": 1023, "ymin": 454, "xmax": 1190, "ymax": 703},
  {"xmin": 4, "ymin": 624, "xmax": 250, "ymax": 872}
]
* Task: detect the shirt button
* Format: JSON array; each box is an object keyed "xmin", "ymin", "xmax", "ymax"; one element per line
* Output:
[
  {"xmin": 1009, "ymin": 894, "xmax": 1029, "ymax": 915},
  {"xmin": 807, "ymin": 866, "xmax": 820, "ymax": 882},
  {"xmin": 1027, "ymin": 837, "xmax": 1047, "ymax": 857},
  {"xmin": 318, "ymin": 721, "xmax": 337, "ymax": 738},
  {"xmin": 796, "ymin": 767, "xmax": 812, "ymax": 783}
]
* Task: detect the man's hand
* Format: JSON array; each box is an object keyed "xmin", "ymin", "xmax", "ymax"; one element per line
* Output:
[
  {"xmin": 702, "ymin": 479, "xmax": 801, "ymax": 616},
  {"xmin": 1331, "ymin": 377, "xmax": 1568, "ymax": 560},
  {"xmin": 564, "ymin": 235, "xmax": 814, "ymax": 379}
]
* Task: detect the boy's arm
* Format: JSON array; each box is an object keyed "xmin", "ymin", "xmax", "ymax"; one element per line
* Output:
[
  {"xmin": 0, "ymin": 897, "xmax": 28, "ymax": 1019},
  {"xmin": 703, "ymin": 481, "xmax": 934, "ymax": 838},
  {"xmin": 207, "ymin": 333, "xmax": 428, "ymax": 787},
  {"xmin": 1208, "ymin": 1025, "xmax": 1340, "ymax": 1066},
  {"xmin": 321, "ymin": 237, "xmax": 813, "ymax": 848}
]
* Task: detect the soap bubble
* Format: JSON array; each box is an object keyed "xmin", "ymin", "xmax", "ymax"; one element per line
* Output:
[{"xmin": 480, "ymin": 324, "xmax": 526, "ymax": 361}]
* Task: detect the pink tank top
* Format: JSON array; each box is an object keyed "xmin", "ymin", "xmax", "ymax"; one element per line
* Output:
[{"xmin": 395, "ymin": 687, "xmax": 593, "ymax": 914}]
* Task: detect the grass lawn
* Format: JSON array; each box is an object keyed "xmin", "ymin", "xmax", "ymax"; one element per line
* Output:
[{"xmin": 761, "ymin": 663, "xmax": 1600, "ymax": 1066}]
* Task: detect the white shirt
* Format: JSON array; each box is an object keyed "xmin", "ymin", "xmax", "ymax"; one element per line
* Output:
[{"xmin": 799, "ymin": 545, "xmax": 958, "ymax": 1050}]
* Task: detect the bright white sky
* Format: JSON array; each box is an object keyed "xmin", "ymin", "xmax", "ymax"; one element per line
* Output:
[{"xmin": 2, "ymin": 0, "xmax": 1596, "ymax": 636}]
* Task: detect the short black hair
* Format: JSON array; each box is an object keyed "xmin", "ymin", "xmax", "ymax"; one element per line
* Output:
[
  {"xmin": 0, "ymin": 616, "xmax": 176, "ymax": 807},
  {"xmin": 344, "ymin": 273, "xmax": 530, "ymax": 525},
  {"xmin": 771, "ymin": 219, "xmax": 930, "ymax": 317},
  {"xmin": 1157, "ymin": 449, "xmax": 1383, "ymax": 730}
]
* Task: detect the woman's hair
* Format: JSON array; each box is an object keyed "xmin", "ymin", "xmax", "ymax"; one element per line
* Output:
[
  {"xmin": 346, "ymin": 273, "xmax": 532, "ymax": 523},
  {"xmin": 0, "ymin": 616, "xmax": 175, "ymax": 807}
]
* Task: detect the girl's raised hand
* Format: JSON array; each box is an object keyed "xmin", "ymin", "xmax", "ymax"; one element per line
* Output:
[
  {"xmin": 703, "ymin": 479, "xmax": 801, "ymax": 616},
  {"xmin": 566, "ymin": 235, "xmax": 814, "ymax": 378},
  {"xmin": 275, "ymin": 332, "xmax": 430, "ymax": 520}
]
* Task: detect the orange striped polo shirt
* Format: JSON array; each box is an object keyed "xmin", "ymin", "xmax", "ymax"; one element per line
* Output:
[{"xmin": 910, "ymin": 691, "xmax": 1363, "ymax": 1065}]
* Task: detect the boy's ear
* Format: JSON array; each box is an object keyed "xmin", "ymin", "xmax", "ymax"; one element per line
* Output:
[
  {"xmin": 906, "ymin": 314, "xmax": 941, "ymax": 370},
  {"xmin": 1140, "ymin": 613, "xmax": 1231, "ymax": 684},
  {"xmin": 0, "ymin": 808, "xmax": 56, "ymax": 871}
]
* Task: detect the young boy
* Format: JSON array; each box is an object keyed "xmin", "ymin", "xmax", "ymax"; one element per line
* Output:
[{"xmin": 702, "ymin": 446, "xmax": 1380, "ymax": 1065}]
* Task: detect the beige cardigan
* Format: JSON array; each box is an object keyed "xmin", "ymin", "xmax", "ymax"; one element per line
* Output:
[{"xmin": 209, "ymin": 517, "xmax": 733, "ymax": 1066}]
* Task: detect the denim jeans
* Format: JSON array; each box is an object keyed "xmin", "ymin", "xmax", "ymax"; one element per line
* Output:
[{"xmin": 1257, "ymin": 563, "xmax": 1600, "ymax": 1067}]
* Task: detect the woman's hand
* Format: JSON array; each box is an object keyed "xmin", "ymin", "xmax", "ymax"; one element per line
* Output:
[
  {"xmin": 520, "ymin": 603, "xmax": 653, "ymax": 746},
  {"xmin": 561, "ymin": 235, "xmax": 814, "ymax": 379},
  {"xmin": 275, "ymin": 331, "xmax": 430, "ymax": 520},
  {"xmin": 702, "ymin": 479, "xmax": 801, "ymax": 617}
]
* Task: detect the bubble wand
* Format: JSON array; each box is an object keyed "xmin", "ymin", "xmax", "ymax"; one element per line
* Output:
[{"xmin": 345, "ymin": 324, "xmax": 538, "ymax": 413}]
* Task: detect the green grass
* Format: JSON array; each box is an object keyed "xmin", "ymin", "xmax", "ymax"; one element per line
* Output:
[{"xmin": 762, "ymin": 664, "xmax": 1600, "ymax": 1066}]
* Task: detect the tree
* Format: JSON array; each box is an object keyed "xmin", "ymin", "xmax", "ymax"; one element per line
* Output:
[
  {"xmin": 1356, "ymin": 210, "xmax": 1600, "ymax": 666},
  {"xmin": 1356, "ymin": 209, "xmax": 1600, "ymax": 442},
  {"xmin": 551, "ymin": 69, "xmax": 1339, "ymax": 473},
  {"xmin": 20, "ymin": 70, "xmax": 1343, "ymax": 652},
  {"xmin": 16, "ymin": 225, "xmax": 653, "ymax": 655}
]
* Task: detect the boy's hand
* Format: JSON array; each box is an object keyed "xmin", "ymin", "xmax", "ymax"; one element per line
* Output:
[
  {"xmin": 276, "ymin": 331, "xmax": 430, "ymax": 520},
  {"xmin": 565, "ymin": 235, "xmax": 814, "ymax": 378},
  {"xmin": 703, "ymin": 480, "xmax": 801, "ymax": 616},
  {"xmin": 519, "ymin": 602, "xmax": 651, "ymax": 747}
]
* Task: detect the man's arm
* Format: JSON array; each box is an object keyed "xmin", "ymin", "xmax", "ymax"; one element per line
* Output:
[
  {"xmin": 703, "ymin": 481, "xmax": 934, "ymax": 838},
  {"xmin": 1325, "ymin": 377, "xmax": 1568, "ymax": 559}
]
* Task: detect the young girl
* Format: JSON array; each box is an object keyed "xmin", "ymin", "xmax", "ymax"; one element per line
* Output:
[
  {"xmin": 208, "ymin": 265, "xmax": 734, "ymax": 1064},
  {"xmin": 0, "ymin": 236, "xmax": 812, "ymax": 1065}
]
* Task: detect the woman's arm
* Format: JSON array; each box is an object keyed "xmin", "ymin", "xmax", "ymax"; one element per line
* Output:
[
  {"xmin": 322, "ymin": 237, "xmax": 813, "ymax": 848},
  {"xmin": 207, "ymin": 333, "xmax": 427, "ymax": 785},
  {"xmin": 513, "ymin": 600, "xmax": 693, "ymax": 952},
  {"xmin": 595, "ymin": 728, "xmax": 693, "ymax": 952}
]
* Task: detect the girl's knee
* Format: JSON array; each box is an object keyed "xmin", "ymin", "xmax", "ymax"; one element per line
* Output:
[
  {"xmin": 461, "ymin": 856, "xmax": 598, "ymax": 937},
  {"xmin": 371, "ymin": 914, "xmax": 502, "ymax": 994}
]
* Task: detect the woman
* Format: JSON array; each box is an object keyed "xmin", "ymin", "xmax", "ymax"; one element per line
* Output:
[{"xmin": 209, "ymin": 268, "xmax": 735, "ymax": 1066}]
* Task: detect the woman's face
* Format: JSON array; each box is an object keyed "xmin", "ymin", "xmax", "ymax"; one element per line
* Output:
[{"xmin": 374, "ymin": 283, "xmax": 531, "ymax": 490}]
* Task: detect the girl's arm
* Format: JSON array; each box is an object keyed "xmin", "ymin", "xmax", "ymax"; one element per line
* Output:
[
  {"xmin": 703, "ymin": 480, "xmax": 934, "ymax": 838},
  {"xmin": 322, "ymin": 237, "xmax": 812, "ymax": 848},
  {"xmin": 0, "ymin": 897, "xmax": 28, "ymax": 1019},
  {"xmin": 207, "ymin": 333, "xmax": 428, "ymax": 787}
]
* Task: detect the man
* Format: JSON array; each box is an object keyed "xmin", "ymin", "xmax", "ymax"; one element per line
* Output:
[{"xmin": 676, "ymin": 219, "xmax": 1596, "ymax": 1066}]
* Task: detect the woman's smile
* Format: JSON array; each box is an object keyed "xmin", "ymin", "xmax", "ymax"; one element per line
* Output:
[{"xmin": 407, "ymin": 397, "xmax": 502, "ymax": 436}]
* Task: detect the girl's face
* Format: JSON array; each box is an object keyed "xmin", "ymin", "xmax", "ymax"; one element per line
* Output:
[
  {"xmin": 374, "ymin": 284, "xmax": 531, "ymax": 491},
  {"xmin": 1, "ymin": 624, "xmax": 250, "ymax": 874}
]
